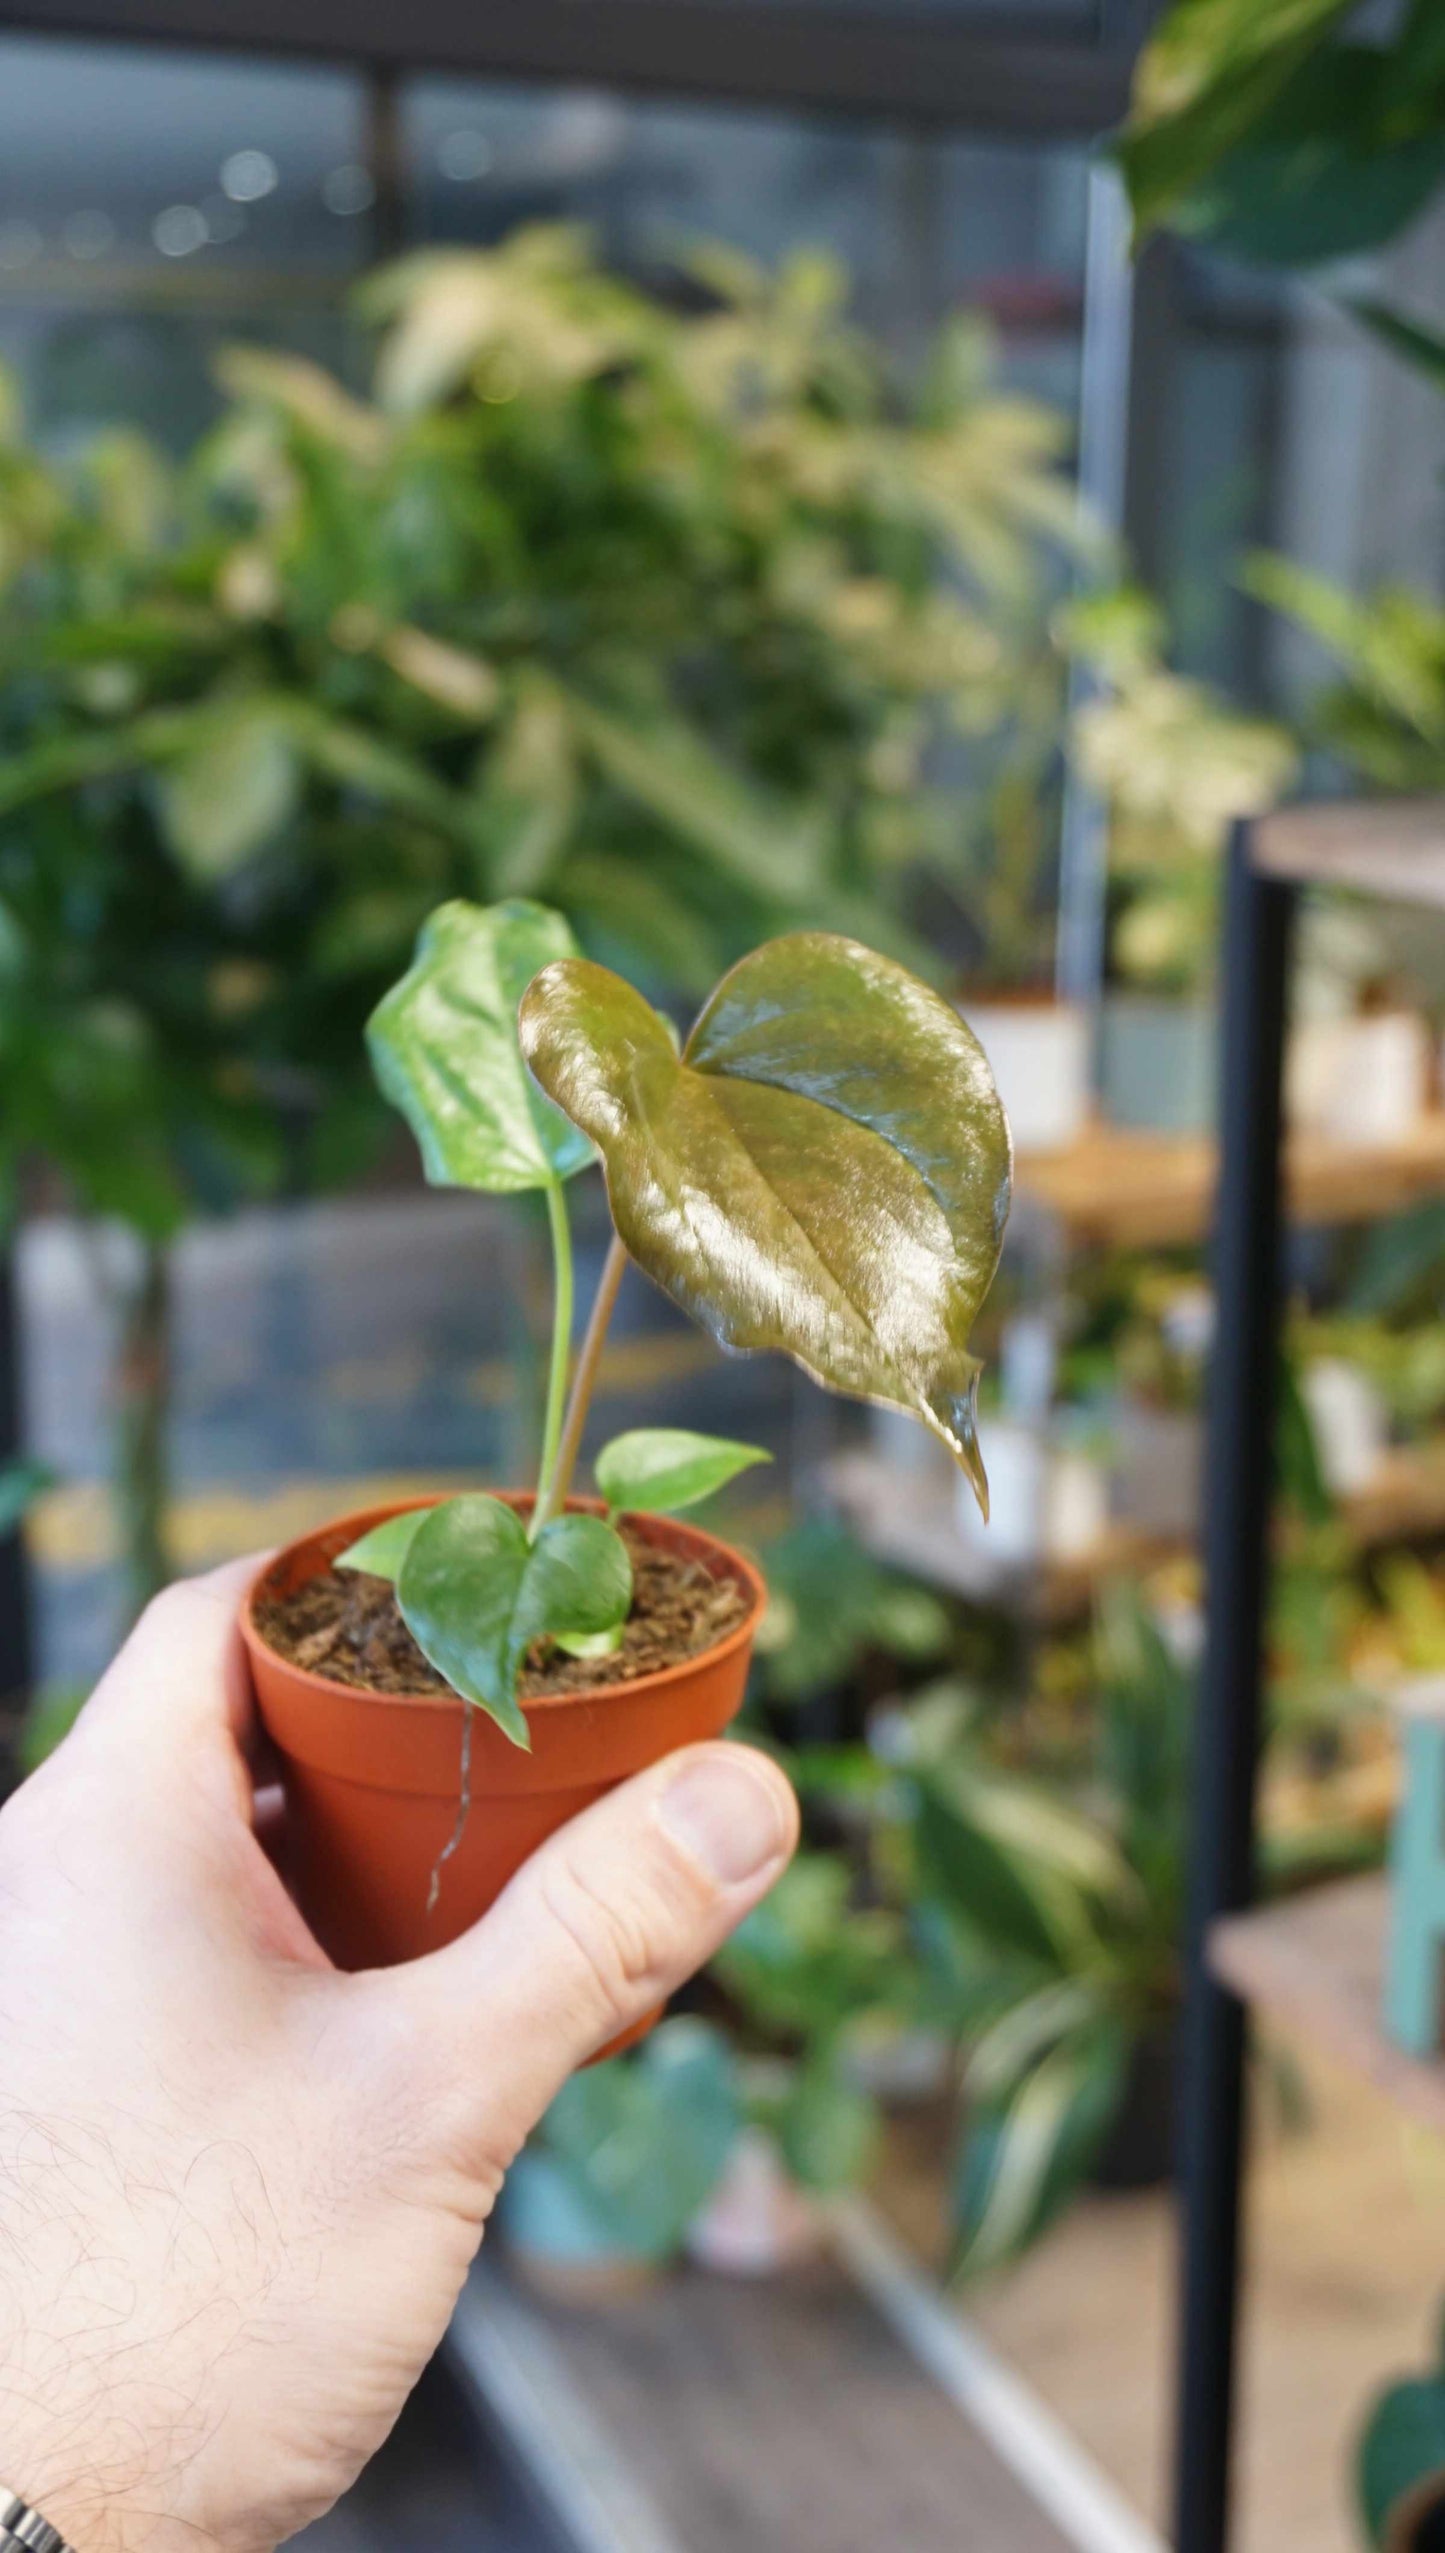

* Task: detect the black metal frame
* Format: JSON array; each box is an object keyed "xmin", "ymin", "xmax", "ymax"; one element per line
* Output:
[
  {"xmin": 0, "ymin": 0, "xmax": 1145, "ymax": 131},
  {"xmin": 1173, "ymin": 820, "xmax": 1297, "ymax": 2553},
  {"xmin": 0, "ymin": 1250, "xmax": 32, "ymax": 1737}
]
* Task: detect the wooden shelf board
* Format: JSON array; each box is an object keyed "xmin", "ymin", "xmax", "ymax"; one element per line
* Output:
[
  {"xmin": 1013, "ymin": 1116, "xmax": 1445, "ymax": 1250},
  {"xmin": 824, "ymin": 1450, "xmax": 1177, "ymax": 1620},
  {"xmin": 1209, "ymin": 1877, "xmax": 1445, "ymax": 2136},
  {"xmin": 1347, "ymin": 1441, "xmax": 1445, "ymax": 1548},
  {"xmin": 1256, "ymin": 799, "xmax": 1445, "ymax": 912},
  {"xmin": 828, "ymin": 1437, "xmax": 1445, "ymax": 1621}
]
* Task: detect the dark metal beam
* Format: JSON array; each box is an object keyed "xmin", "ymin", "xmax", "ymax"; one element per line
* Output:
[
  {"xmin": 0, "ymin": 1250, "xmax": 32, "ymax": 1737},
  {"xmin": 1173, "ymin": 822, "xmax": 1295, "ymax": 2553},
  {"xmin": 0, "ymin": 0, "xmax": 1134, "ymax": 133}
]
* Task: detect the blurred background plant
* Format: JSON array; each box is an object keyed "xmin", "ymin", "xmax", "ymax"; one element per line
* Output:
[
  {"xmin": 1066, "ymin": 581, "xmax": 1296, "ymax": 997},
  {"xmin": 0, "ymin": 232, "xmax": 1096, "ymax": 1621}
]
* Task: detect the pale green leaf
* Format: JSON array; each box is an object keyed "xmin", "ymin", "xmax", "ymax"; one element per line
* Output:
[
  {"xmin": 368, "ymin": 898, "xmax": 593, "ymax": 1195},
  {"xmin": 335, "ymin": 1507, "xmax": 429, "ymax": 1582},
  {"xmin": 553, "ymin": 1623, "xmax": 626, "ymax": 1660},
  {"xmin": 595, "ymin": 1428, "xmax": 771, "ymax": 1516}
]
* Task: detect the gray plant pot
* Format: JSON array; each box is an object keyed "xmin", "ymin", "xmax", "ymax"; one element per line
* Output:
[{"xmin": 1100, "ymin": 996, "xmax": 1217, "ymax": 1136}]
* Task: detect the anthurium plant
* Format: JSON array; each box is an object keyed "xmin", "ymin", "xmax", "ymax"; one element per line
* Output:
[{"xmin": 342, "ymin": 896, "xmax": 1011, "ymax": 1745}]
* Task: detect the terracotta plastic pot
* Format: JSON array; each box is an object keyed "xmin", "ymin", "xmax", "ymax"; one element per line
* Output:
[{"xmin": 240, "ymin": 1495, "xmax": 766, "ymax": 2019}]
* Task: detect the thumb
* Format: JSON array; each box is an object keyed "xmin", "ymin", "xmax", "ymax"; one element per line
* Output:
[{"xmin": 389, "ymin": 1740, "xmax": 798, "ymax": 2158}]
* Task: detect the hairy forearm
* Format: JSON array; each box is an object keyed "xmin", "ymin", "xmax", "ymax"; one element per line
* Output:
[{"xmin": 0, "ymin": 2104, "xmax": 242, "ymax": 2553}]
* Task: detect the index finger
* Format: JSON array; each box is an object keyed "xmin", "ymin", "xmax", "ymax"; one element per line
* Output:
[{"xmin": 83, "ymin": 1554, "xmax": 271, "ymax": 1772}]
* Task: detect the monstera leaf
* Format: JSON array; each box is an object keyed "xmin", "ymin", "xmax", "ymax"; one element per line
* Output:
[
  {"xmin": 368, "ymin": 898, "xmax": 593, "ymax": 1193},
  {"xmin": 519, "ymin": 931, "xmax": 1011, "ymax": 1511}
]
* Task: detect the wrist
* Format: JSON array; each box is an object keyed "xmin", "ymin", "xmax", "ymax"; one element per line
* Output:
[{"xmin": 0, "ymin": 2348, "xmax": 219, "ymax": 2553}]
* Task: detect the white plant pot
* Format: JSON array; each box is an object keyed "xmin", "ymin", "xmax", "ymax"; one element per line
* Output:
[
  {"xmin": 1301, "ymin": 1357, "xmax": 1389, "ymax": 1497},
  {"xmin": 957, "ymin": 1418, "xmax": 1108, "ymax": 1565},
  {"xmin": 1046, "ymin": 1444, "xmax": 1111, "ymax": 1560},
  {"xmin": 1099, "ymin": 996, "xmax": 1217, "ymax": 1136},
  {"xmin": 685, "ymin": 2130, "xmax": 824, "ymax": 2279},
  {"xmin": 1288, "ymin": 1013, "xmax": 1429, "ymax": 1144},
  {"xmin": 959, "ymin": 997, "xmax": 1090, "ymax": 1155},
  {"xmin": 1112, "ymin": 1405, "xmax": 1203, "ymax": 1543}
]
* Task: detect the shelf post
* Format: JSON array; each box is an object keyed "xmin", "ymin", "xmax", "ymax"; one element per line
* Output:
[
  {"xmin": 0, "ymin": 1245, "xmax": 32, "ymax": 1765},
  {"xmin": 1173, "ymin": 821, "xmax": 1295, "ymax": 2553}
]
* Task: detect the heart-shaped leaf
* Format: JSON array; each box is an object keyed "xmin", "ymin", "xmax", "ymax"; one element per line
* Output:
[
  {"xmin": 368, "ymin": 899, "xmax": 594, "ymax": 1194},
  {"xmin": 595, "ymin": 1428, "xmax": 771, "ymax": 1517},
  {"xmin": 393, "ymin": 1493, "xmax": 632, "ymax": 1743},
  {"xmin": 520, "ymin": 932, "xmax": 1011, "ymax": 1511}
]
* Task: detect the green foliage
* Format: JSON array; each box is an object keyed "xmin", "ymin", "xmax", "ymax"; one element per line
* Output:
[
  {"xmin": 896, "ymin": 1583, "xmax": 1190, "ymax": 2277},
  {"xmin": 753, "ymin": 1514, "xmax": 952, "ymax": 1704},
  {"xmin": 593, "ymin": 1428, "xmax": 771, "ymax": 1517},
  {"xmin": 1064, "ymin": 585, "xmax": 1296, "ymax": 992},
  {"xmin": 520, "ymin": 930, "xmax": 1012, "ymax": 1512},
  {"xmin": 1117, "ymin": 0, "xmax": 1442, "ymax": 266},
  {"xmin": 367, "ymin": 898, "xmax": 593, "ymax": 1193},
  {"xmin": 1242, "ymin": 554, "xmax": 1445, "ymax": 796},
  {"xmin": 520, "ymin": 2016, "xmax": 742, "ymax": 2263},
  {"xmin": 0, "ymin": 229, "xmax": 1078, "ymax": 1238},
  {"xmin": 1358, "ymin": 2334, "xmax": 1445, "ymax": 2550},
  {"xmin": 714, "ymin": 1849, "xmax": 920, "ymax": 2195},
  {"xmin": 339, "ymin": 1492, "xmax": 631, "ymax": 1745}
]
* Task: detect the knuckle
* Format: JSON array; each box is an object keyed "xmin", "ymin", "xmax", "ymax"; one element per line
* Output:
[{"xmin": 537, "ymin": 1852, "xmax": 663, "ymax": 2039}]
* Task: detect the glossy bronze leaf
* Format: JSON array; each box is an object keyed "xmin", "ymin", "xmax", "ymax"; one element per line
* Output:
[{"xmin": 519, "ymin": 932, "xmax": 1011, "ymax": 1511}]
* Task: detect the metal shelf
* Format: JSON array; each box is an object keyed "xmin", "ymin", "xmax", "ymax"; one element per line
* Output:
[
  {"xmin": 1174, "ymin": 803, "xmax": 1445, "ymax": 2553},
  {"xmin": 1255, "ymin": 797, "xmax": 1445, "ymax": 913},
  {"xmin": 1014, "ymin": 1116, "xmax": 1445, "ymax": 1251},
  {"xmin": 1207, "ymin": 1878, "xmax": 1445, "ymax": 2137}
]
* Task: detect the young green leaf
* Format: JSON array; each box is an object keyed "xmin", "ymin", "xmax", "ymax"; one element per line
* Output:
[
  {"xmin": 520, "ymin": 932, "xmax": 1011, "ymax": 1513},
  {"xmin": 335, "ymin": 1507, "xmax": 429, "ymax": 1582},
  {"xmin": 395, "ymin": 1492, "xmax": 632, "ymax": 1745},
  {"xmin": 368, "ymin": 899, "xmax": 594, "ymax": 1194},
  {"xmin": 553, "ymin": 1624, "xmax": 626, "ymax": 1661},
  {"xmin": 594, "ymin": 1428, "xmax": 771, "ymax": 1517}
]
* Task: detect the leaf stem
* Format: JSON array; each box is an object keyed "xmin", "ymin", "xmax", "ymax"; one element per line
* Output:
[
  {"xmin": 536, "ymin": 1232, "xmax": 627, "ymax": 1527},
  {"xmin": 530, "ymin": 1179, "xmax": 574, "ymax": 1539}
]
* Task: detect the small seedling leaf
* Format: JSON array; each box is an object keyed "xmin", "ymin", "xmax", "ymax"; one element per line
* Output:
[
  {"xmin": 396, "ymin": 1493, "xmax": 632, "ymax": 1745},
  {"xmin": 595, "ymin": 1428, "xmax": 771, "ymax": 1516},
  {"xmin": 553, "ymin": 1623, "xmax": 626, "ymax": 1660},
  {"xmin": 335, "ymin": 1507, "xmax": 430, "ymax": 1582}
]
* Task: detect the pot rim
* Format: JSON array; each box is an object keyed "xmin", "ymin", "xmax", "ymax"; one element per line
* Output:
[{"xmin": 239, "ymin": 1490, "xmax": 767, "ymax": 1723}]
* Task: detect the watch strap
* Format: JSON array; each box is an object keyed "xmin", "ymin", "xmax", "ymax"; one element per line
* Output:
[{"xmin": 0, "ymin": 2489, "xmax": 74, "ymax": 2553}]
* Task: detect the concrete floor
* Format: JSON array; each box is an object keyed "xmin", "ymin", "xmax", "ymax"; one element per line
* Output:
[
  {"xmin": 882, "ymin": 2039, "xmax": 1445, "ymax": 2552},
  {"xmin": 293, "ymin": 2356, "xmax": 565, "ymax": 2553}
]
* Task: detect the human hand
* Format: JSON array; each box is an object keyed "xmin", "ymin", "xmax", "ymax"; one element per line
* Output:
[{"xmin": 0, "ymin": 1556, "xmax": 797, "ymax": 2552}]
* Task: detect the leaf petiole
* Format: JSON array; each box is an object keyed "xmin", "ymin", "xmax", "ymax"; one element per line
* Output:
[
  {"xmin": 530, "ymin": 1177, "xmax": 574, "ymax": 1540},
  {"xmin": 535, "ymin": 1231, "xmax": 628, "ymax": 1529}
]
